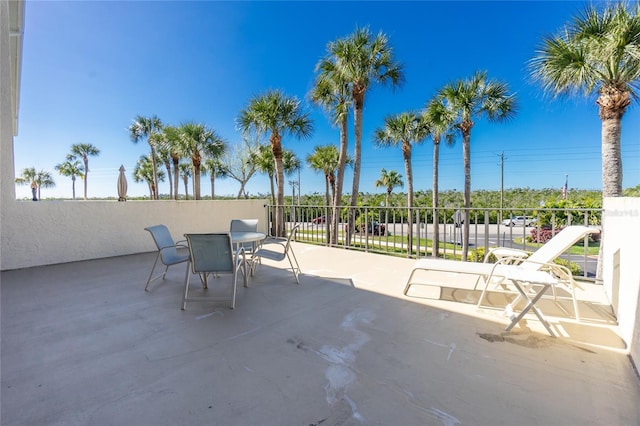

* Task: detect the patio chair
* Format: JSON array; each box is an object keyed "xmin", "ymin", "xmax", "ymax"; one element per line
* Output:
[
  {"xmin": 230, "ymin": 219, "xmax": 260, "ymax": 255},
  {"xmin": 144, "ymin": 225, "xmax": 190, "ymax": 291},
  {"xmin": 229, "ymin": 219, "xmax": 259, "ymax": 259},
  {"xmin": 251, "ymin": 224, "xmax": 301, "ymax": 284},
  {"xmin": 404, "ymin": 225, "xmax": 599, "ymax": 321},
  {"xmin": 182, "ymin": 233, "xmax": 246, "ymax": 310}
]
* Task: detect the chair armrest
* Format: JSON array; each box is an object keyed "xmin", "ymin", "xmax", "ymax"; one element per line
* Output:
[
  {"xmin": 262, "ymin": 236, "xmax": 288, "ymax": 244},
  {"xmin": 159, "ymin": 243, "xmax": 189, "ymax": 254},
  {"xmin": 260, "ymin": 241, "xmax": 286, "ymax": 251},
  {"xmin": 484, "ymin": 247, "xmax": 529, "ymax": 263},
  {"xmin": 493, "ymin": 259, "xmax": 582, "ymax": 291}
]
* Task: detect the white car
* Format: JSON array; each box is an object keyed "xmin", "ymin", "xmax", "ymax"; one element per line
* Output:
[{"xmin": 501, "ymin": 216, "xmax": 536, "ymax": 227}]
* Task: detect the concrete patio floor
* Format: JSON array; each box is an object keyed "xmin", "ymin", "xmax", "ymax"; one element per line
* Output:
[{"xmin": 1, "ymin": 242, "xmax": 638, "ymax": 425}]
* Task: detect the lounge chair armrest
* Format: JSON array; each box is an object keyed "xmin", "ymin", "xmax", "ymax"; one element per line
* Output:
[
  {"xmin": 507, "ymin": 259, "xmax": 582, "ymax": 290},
  {"xmin": 486, "ymin": 247, "xmax": 529, "ymax": 263}
]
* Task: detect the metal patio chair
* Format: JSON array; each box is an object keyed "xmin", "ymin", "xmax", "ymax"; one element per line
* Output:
[
  {"xmin": 251, "ymin": 224, "xmax": 301, "ymax": 284},
  {"xmin": 182, "ymin": 233, "xmax": 246, "ymax": 310},
  {"xmin": 144, "ymin": 225, "xmax": 190, "ymax": 291}
]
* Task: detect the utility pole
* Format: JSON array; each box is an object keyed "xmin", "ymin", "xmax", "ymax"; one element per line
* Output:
[
  {"xmin": 289, "ymin": 180, "xmax": 298, "ymax": 223},
  {"xmin": 499, "ymin": 152, "xmax": 505, "ymax": 222},
  {"xmin": 297, "ymin": 167, "xmax": 301, "ymax": 207}
]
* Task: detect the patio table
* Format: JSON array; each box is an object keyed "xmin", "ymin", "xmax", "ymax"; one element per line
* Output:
[
  {"xmin": 501, "ymin": 266, "xmax": 559, "ymax": 337},
  {"xmin": 230, "ymin": 231, "xmax": 266, "ymax": 286}
]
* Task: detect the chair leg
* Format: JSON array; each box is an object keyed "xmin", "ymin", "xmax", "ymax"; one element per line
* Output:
[
  {"xmin": 145, "ymin": 253, "xmax": 162, "ymax": 291},
  {"xmin": 476, "ymin": 276, "xmax": 492, "ymax": 309},
  {"xmin": 231, "ymin": 270, "xmax": 237, "ymax": 309},
  {"xmin": 571, "ymin": 285, "xmax": 580, "ymax": 321},
  {"xmin": 181, "ymin": 261, "xmax": 191, "ymax": 310},
  {"xmin": 287, "ymin": 251, "xmax": 301, "ymax": 284}
]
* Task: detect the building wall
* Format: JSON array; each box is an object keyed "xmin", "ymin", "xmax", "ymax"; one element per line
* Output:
[
  {"xmin": 602, "ymin": 197, "xmax": 640, "ymax": 364},
  {"xmin": 0, "ymin": 199, "xmax": 268, "ymax": 270},
  {"xmin": 1, "ymin": 0, "xmax": 17, "ymax": 202}
]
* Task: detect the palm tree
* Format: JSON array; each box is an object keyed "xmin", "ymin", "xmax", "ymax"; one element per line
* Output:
[
  {"xmin": 253, "ymin": 144, "xmax": 278, "ymax": 206},
  {"xmin": 319, "ymin": 27, "xmax": 404, "ymax": 241},
  {"xmin": 154, "ymin": 131, "xmax": 176, "ymax": 200},
  {"xmin": 69, "ymin": 143, "xmax": 100, "ymax": 200},
  {"xmin": 439, "ymin": 70, "xmax": 517, "ymax": 260},
  {"xmin": 373, "ymin": 112, "xmax": 428, "ymax": 255},
  {"xmin": 133, "ymin": 155, "xmax": 165, "ymax": 199},
  {"xmin": 176, "ymin": 122, "xmax": 226, "ymax": 200},
  {"xmin": 178, "ymin": 163, "xmax": 192, "ymax": 200},
  {"xmin": 310, "ymin": 64, "xmax": 351, "ymax": 245},
  {"xmin": 54, "ymin": 155, "xmax": 84, "ymax": 200},
  {"xmin": 529, "ymin": 2, "xmax": 640, "ymax": 198},
  {"xmin": 129, "ymin": 115, "xmax": 163, "ymax": 200},
  {"xmin": 15, "ymin": 167, "xmax": 38, "ymax": 200},
  {"xmin": 161, "ymin": 125, "xmax": 184, "ymax": 201},
  {"xmin": 34, "ymin": 169, "xmax": 55, "ymax": 200},
  {"xmin": 374, "ymin": 168, "xmax": 403, "ymax": 238},
  {"xmin": 237, "ymin": 90, "xmax": 313, "ymax": 237},
  {"xmin": 306, "ymin": 145, "xmax": 344, "ymax": 210},
  {"xmin": 203, "ymin": 158, "xmax": 227, "ymax": 199},
  {"xmin": 422, "ymin": 97, "xmax": 456, "ymax": 257}
]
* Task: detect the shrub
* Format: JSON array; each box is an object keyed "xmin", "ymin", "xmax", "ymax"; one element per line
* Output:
[
  {"xmin": 554, "ymin": 258, "xmax": 582, "ymax": 276},
  {"xmin": 469, "ymin": 247, "xmax": 486, "ymax": 263},
  {"xmin": 529, "ymin": 227, "xmax": 564, "ymax": 243}
]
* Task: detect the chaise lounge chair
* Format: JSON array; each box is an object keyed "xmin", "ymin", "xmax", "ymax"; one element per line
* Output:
[{"xmin": 403, "ymin": 225, "xmax": 600, "ymax": 321}]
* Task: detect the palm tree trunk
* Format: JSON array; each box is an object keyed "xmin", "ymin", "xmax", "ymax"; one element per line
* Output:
[
  {"xmin": 331, "ymin": 115, "xmax": 349, "ymax": 246},
  {"xmin": 265, "ymin": 173, "xmax": 276, "ymax": 236},
  {"xmin": 403, "ymin": 143, "xmax": 413, "ymax": 256},
  {"xmin": 432, "ymin": 141, "xmax": 440, "ymax": 258},
  {"xmin": 385, "ymin": 192, "xmax": 390, "ymax": 232},
  {"xmin": 83, "ymin": 158, "xmax": 89, "ymax": 200},
  {"xmin": 150, "ymin": 145, "xmax": 159, "ymax": 200},
  {"xmin": 462, "ymin": 131, "xmax": 471, "ymax": 261},
  {"xmin": 210, "ymin": 176, "xmax": 215, "ymax": 199},
  {"xmin": 325, "ymin": 176, "xmax": 331, "ymax": 243},
  {"xmin": 601, "ymin": 116, "xmax": 623, "ymax": 197},
  {"xmin": 272, "ymin": 134, "xmax": 285, "ymax": 237},
  {"xmin": 172, "ymin": 157, "xmax": 180, "ymax": 200},
  {"xmin": 348, "ymin": 97, "xmax": 364, "ymax": 244},
  {"xmin": 193, "ymin": 164, "xmax": 201, "ymax": 200},
  {"xmin": 165, "ymin": 162, "xmax": 172, "ymax": 199},
  {"xmin": 72, "ymin": 176, "xmax": 76, "ymax": 200}
]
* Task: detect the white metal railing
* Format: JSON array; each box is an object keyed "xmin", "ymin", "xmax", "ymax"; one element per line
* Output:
[{"xmin": 264, "ymin": 204, "xmax": 602, "ymax": 279}]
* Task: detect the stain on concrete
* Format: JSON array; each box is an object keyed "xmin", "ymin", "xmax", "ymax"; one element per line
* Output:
[{"xmin": 477, "ymin": 332, "xmax": 552, "ymax": 349}]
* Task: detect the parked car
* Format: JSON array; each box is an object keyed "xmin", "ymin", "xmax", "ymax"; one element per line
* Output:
[
  {"xmin": 311, "ymin": 216, "xmax": 326, "ymax": 225},
  {"xmin": 501, "ymin": 216, "xmax": 536, "ymax": 227},
  {"xmin": 345, "ymin": 221, "xmax": 386, "ymax": 236}
]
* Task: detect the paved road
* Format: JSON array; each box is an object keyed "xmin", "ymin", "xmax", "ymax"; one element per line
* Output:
[{"xmin": 309, "ymin": 221, "xmax": 598, "ymax": 277}]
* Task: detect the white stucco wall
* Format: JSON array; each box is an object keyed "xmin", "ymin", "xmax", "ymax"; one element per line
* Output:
[
  {"xmin": 602, "ymin": 197, "xmax": 640, "ymax": 363},
  {"xmin": 0, "ymin": 199, "xmax": 269, "ymax": 270}
]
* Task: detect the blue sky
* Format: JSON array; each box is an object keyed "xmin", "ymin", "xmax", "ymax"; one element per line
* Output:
[{"xmin": 13, "ymin": 1, "xmax": 640, "ymax": 200}]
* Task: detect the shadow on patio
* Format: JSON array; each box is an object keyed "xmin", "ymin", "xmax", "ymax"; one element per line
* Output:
[{"xmin": 1, "ymin": 243, "xmax": 638, "ymax": 425}]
